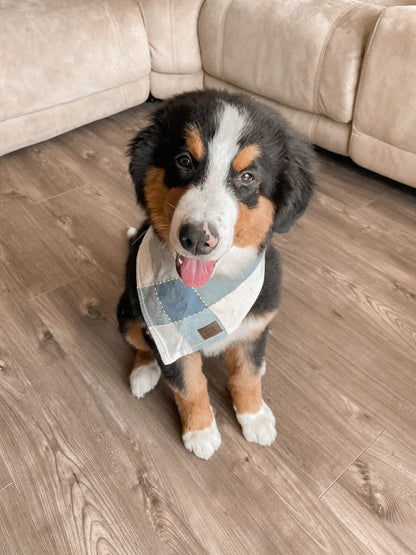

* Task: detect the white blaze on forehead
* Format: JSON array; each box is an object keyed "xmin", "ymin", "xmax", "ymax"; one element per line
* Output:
[
  {"xmin": 206, "ymin": 102, "xmax": 248, "ymax": 186},
  {"xmin": 170, "ymin": 102, "xmax": 249, "ymax": 262}
]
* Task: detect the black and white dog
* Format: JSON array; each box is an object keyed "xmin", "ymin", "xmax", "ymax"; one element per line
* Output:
[{"xmin": 118, "ymin": 90, "xmax": 315, "ymax": 459}]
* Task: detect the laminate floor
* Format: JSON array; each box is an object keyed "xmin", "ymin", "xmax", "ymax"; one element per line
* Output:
[{"xmin": 0, "ymin": 102, "xmax": 415, "ymax": 554}]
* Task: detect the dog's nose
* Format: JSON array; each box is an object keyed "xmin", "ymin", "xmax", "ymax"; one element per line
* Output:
[{"xmin": 179, "ymin": 221, "xmax": 218, "ymax": 255}]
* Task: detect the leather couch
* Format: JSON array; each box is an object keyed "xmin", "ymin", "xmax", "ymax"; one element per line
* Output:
[{"xmin": 1, "ymin": 0, "xmax": 415, "ymax": 188}]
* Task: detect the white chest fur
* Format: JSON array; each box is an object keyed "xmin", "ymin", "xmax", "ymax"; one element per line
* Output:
[{"xmin": 201, "ymin": 312, "xmax": 272, "ymax": 357}]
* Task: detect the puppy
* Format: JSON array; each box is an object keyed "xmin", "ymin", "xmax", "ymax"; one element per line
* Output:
[{"xmin": 117, "ymin": 90, "xmax": 315, "ymax": 459}]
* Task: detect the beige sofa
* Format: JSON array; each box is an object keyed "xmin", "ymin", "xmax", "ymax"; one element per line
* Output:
[
  {"xmin": 198, "ymin": 0, "xmax": 416, "ymax": 188},
  {"xmin": 1, "ymin": 0, "xmax": 415, "ymax": 188},
  {"xmin": 0, "ymin": 0, "xmax": 151, "ymax": 157}
]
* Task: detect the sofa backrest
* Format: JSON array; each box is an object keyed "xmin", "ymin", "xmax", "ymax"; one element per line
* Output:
[
  {"xmin": 138, "ymin": 0, "xmax": 204, "ymax": 98},
  {"xmin": 198, "ymin": 0, "xmax": 386, "ymax": 124}
]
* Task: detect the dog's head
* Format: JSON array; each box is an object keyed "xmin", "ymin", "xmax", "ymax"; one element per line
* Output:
[{"xmin": 129, "ymin": 90, "xmax": 315, "ymax": 286}]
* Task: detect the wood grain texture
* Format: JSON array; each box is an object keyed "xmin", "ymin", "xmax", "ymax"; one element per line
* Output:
[
  {"xmin": 321, "ymin": 432, "xmax": 416, "ymax": 554},
  {"xmin": 0, "ymin": 294, "xmax": 162, "ymax": 554},
  {"xmin": 0, "ymin": 200, "xmax": 96, "ymax": 301},
  {"xmin": 314, "ymin": 148, "xmax": 393, "ymax": 209},
  {"xmin": 0, "ymin": 484, "xmax": 48, "ymax": 555},
  {"xmin": 30, "ymin": 270, "xmax": 365, "ymax": 553},
  {"xmin": 0, "ymin": 451, "xmax": 12, "ymax": 493},
  {"xmin": 0, "ymin": 102, "xmax": 415, "ymax": 553},
  {"xmin": 0, "ymin": 143, "xmax": 85, "ymax": 206}
]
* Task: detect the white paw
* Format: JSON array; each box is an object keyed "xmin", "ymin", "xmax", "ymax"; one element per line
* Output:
[
  {"xmin": 236, "ymin": 402, "xmax": 276, "ymax": 446},
  {"xmin": 182, "ymin": 419, "xmax": 222, "ymax": 460},
  {"xmin": 130, "ymin": 360, "xmax": 161, "ymax": 399},
  {"xmin": 260, "ymin": 359, "xmax": 266, "ymax": 376}
]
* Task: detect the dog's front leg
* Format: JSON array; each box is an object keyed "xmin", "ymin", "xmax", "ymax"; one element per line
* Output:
[
  {"xmin": 163, "ymin": 352, "xmax": 221, "ymax": 460},
  {"xmin": 224, "ymin": 330, "xmax": 276, "ymax": 446},
  {"xmin": 125, "ymin": 321, "xmax": 162, "ymax": 399}
]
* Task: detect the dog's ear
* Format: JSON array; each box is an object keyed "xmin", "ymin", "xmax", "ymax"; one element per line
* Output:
[
  {"xmin": 273, "ymin": 130, "xmax": 315, "ymax": 233},
  {"xmin": 128, "ymin": 122, "xmax": 159, "ymax": 208}
]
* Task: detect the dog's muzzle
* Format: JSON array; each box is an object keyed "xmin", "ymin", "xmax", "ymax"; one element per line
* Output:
[
  {"xmin": 179, "ymin": 221, "xmax": 219, "ymax": 256},
  {"xmin": 176, "ymin": 221, "xmax": 219, "ymax": 287}
]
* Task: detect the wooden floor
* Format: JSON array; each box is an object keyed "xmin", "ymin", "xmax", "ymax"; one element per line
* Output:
[{"xmin": 1, "ymin": 102, "xmax": 415, "ymax": 555}]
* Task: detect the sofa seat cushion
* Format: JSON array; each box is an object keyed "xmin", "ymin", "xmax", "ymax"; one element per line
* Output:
[
  {"xmin": 0, "ymin": 0, "xmax": 151, "ymax": 126},
  {"xmin": 199, "ymin": 0, "xmax": 383, "ymax": 124}
]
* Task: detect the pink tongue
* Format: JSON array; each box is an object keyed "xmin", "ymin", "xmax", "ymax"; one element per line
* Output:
[{"xmin": 178, "ymin": 256, "xmax": 215, "ymax": 287}]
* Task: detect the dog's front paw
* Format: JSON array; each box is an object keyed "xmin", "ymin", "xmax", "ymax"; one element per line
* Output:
[
  {"xmin": 130, "ymin": 360, "xmax": 161, "ymax": 399},
  {"xmin": 182, "ymin": 419, "xmax": 221, "ymax": 460},
  {"xmin": 236, "ymin": 402, "xmax": 276, "ymax": 446}
]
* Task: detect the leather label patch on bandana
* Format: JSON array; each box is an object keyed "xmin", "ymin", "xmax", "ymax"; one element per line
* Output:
[
  {"xmin": 198, "ymin": 321, "xmax": 222, "ymax": 340},
  {"xmin": 136, "ymin": 227, "xmax": 265, "ymax": 365}
]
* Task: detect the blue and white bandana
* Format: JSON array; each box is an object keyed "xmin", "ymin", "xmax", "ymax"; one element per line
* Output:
[{"xmin": 136, "ymin": 227, "xmax": 265, "ymax": 365}]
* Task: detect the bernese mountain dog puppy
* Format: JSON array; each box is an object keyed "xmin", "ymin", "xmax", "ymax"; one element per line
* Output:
[{"xmin": 118, "ymin": 90, "xmax": 315, "ymax": 459}]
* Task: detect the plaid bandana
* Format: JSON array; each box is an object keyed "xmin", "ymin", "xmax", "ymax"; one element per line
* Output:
[{"xmin": 136, "ymin": 227, "xmax": 265, "ymax": 365}]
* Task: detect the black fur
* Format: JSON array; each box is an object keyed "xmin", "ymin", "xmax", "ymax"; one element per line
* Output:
[{"xmin": 248, "ymin": 327, "xmax": 269, "ymax": 372}]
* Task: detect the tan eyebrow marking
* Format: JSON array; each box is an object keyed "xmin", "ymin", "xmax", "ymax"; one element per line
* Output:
[
  {"xmin": 185, "ymin": 124, "xmax": 205, "ymax": 160},
  {"xmin": 233, "ymin": 144, "xmax": 261, "ymax": 172}
]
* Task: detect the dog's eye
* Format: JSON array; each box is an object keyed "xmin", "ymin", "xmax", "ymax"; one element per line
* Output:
[
  {"xmin": 240, "ymin": 172, "xmax": 255, "ymax": 184},
  {"xmin": 176, "ymin": 154, "xmax": 192, "ymax": 169}
]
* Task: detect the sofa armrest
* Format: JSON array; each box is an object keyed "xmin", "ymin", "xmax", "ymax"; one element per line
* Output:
[
  {"xmin": 350, "ymin": 6, "xmax": 416, "ymax": 187},
  {"xmin": 139, "ymin": 0, "xmax": 205, "ymax": 98}
]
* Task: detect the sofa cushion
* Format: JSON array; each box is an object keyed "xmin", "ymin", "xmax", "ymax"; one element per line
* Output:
[
  {"xmin": 150, "ymin": 71, "xmax": 204, "ymax": 99},
  {"xmin": 139, "ymin": 0, "xmax": 204, "ymax": 76},
  {"xmin": 0, "ymin": 0, "xmax": 151, "ymax": 126},
  {"xmin": 199, "ymin": 0, "xmax": 382, "ymax": 124}
]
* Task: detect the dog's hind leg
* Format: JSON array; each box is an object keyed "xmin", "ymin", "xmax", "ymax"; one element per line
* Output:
[
  {"xmin": 163, "ymin": 352, "xmax": 221, "ymax": 460},
  {"xmin": 125, "ymin": 320, "xmax": 161, "ymax": 399},
  {"xmin": 224, "ymin": 329, "xmax": 276, "ymax": 446}
]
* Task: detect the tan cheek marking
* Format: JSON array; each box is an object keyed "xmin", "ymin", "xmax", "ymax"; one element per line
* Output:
[
  {"xmin": 144, "ymin": 167, "xmax": 186, "ymax": 241},
  {"xmin": 171, "ymin": 352, "xmax": 213, "ymax": 434},
  {"xmin": 233, "ymin": 144, "xmax": 261, "ymax": 172},
  {"xmin": 233, "ymin": 196, "xmax": 275, "ymax": 248},
  {"xmin": 224, "ymin": 343, "xmax": 263, "ymax": 414},
  {"xmin": 185, "ymin": 124, "xmax": 204, "ymax": 160}
]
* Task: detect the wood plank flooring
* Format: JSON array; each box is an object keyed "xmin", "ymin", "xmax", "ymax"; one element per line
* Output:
[{"xmin": 1, "ymin": 102, "xmax": 415, "ymax": 554}]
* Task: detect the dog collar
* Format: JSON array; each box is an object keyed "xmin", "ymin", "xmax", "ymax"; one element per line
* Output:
[{"xmin": 136, "ymin": 227, "xmax": 265, "ymax": 365}]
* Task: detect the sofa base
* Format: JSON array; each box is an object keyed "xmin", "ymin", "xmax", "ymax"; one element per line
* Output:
[
  {"xmin": 150, "ymin": 71, "xmax": 203, "ymax": 99},
  {"xmin": 350, "ymin": 129, "xmax": 416, "ymax": 188},
  {"xmin": 0, "ymin": 77, "xmax": 149, "ymax": 157}
]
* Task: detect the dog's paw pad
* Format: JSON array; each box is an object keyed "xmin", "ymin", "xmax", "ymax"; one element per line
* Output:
[
  {"xmin": 182, "ymin": 419, "xmax": 221, "ymax": 460},
  {"xmin": 236, "ymin": 402, "xmax": 276, "ymax": 446},
  {"xmin": 130, "ymin": 360, "xmax": 161, "ymax": 399}
]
